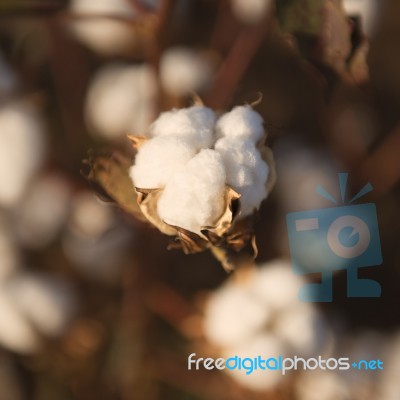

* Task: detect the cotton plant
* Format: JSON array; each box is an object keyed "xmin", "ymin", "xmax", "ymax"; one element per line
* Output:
[
  {"xmin": 202, "ymin": 259, "xmax": 329, "ymax": 391},
  {"xmin": 87, "ymin": 101, "xmax": 275, "ymax": 270}
]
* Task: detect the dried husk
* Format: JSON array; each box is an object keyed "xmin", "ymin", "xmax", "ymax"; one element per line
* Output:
[{"xmin": 128, "ymin": 133, "xmax": 276, "ymax": 260}]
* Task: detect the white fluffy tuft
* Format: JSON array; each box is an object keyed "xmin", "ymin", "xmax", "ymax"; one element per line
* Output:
[
  {"xmin": 149, "ymin": 106, "xmax": 216, "ymax": 150},
  {"xmin": 215, "ymin": 105, "xmax": 265, "ymax": 143},
  {"xmin": 215, "ymin": 137, "xmax": 268, "ymax": 217},
  {"xmin": 130, "ymin": 136, "xmax": 196, "ymax": 189},
  {"xmin": 157, "ymin": 149, "xmax": 226, "ymax": 234}
]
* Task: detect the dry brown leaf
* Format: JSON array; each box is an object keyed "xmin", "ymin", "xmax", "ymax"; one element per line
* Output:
[{"xmin": 83, "ymin": 150, "xmax": 144, "ymax": 220}]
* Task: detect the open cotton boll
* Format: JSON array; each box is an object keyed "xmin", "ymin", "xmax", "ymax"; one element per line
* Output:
[
  {"xmin": 69, "ymin": 0, "xmax": 138, "ymax": 56},
  {"xmin": 157, "ymin": 150, "xmax": 226, "ymax": 234},
  {"xmin": 86, "ymin": 63, "xmax": 157, "ymax": 140},
  {"xmin": 231, "ymin": 0, "xmax": 272, "ymax": 24},
  {"xmin": 149, "ymin": 106, "xmax": 216, "ymax": 150},
  {"xmin": 13, "ymin": 174, "xmax": 71, "ymax": 249},
  {"xmin": 204, "ymin": 281, "xmax": 272, "ymax": 348},
  {"xmin": 0, "ymin": 291, "xmax": 40, "ymax": 354},
  {"xmin": 215, "ymin": 137, "xmax": 268, "ymax": 217},
  {"xmin": 223, "ymin": 333, "xmax": 287, "ymax": 391},
  {"xmin": 159, "ymin": 47, "xmax": 215, "ymax": 97},
  {"xmin": 5, "ymin": 273, "xmax": 76, "ymax": 337},
  {"xmin": 131, "ymin": 136, "xmax": 196, "ymax": 189},
  {"xmin": 216, "ymin": 105, "xmax": 265, "ymax": 143},
  {"xmin": 0, "ymin": 102, "xmax": 46, "ymax": 207},
  {"xmin": 249, "ymin": 259, "xmax": 304, "ymax": 310}
]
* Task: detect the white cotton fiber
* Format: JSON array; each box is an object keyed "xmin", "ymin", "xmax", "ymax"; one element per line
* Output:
[
  {"xmin": 216, "ymin": 105, "xmax": 265, "ymax": 143},
  {"xmin": 157, "ymin": 149, "xmax": 226, "ymax": 234},
  {"xmin": 149, "ymin": 106, "xmax": 216, "ymax": 150},
  {"xmin": 215, "ymin": 137, "xmax": 268, "ymax": 217},
  {"xmin": 130, "ymin": 136, "xmax": 196, "ymax": 189}
]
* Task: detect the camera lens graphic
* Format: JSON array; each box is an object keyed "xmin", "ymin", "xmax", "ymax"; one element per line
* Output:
[{"xmin": 327, "ymin": 215, "xmax": 371, "ymax": 259}]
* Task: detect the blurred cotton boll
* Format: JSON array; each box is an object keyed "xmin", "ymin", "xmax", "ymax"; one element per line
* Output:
[
  {"xmin": 203, "ymin": 259, "xmax": 328, "ymax": 391},
  {"xmin": 5, "ymin": 272, "xmax": 77, "ymax": 337},
  {"xmin": 69, "ymin": 0, "xmax": 138, "ymax": 56},
  {"xmin": 63, "ymin": 191, "xmax": 133, "ymax": 282},
  {"xmin": 203, "ymin": 280, "xmax": 272, "ymax": 348},
  {"xmin": 13, "ymin": 174, "xmax": 72, "ymax": 249},
  {"xmin": 0, "ymin": 291, "xmax": 40, "ymax": 354},
  {"xmin": 377, "ymin": 332, "xmax": 400, "ymax": 400},
  {"xmin": 86, "ymin": 63, "xmax": 157, "ymax": 140},
  {"xmin": 69, "ymin": 191, "xmax": 115, "ymax": 239},
  {"xmin": 0, "ymin": 271, "xmax": 77, "ymax": 354},
  {"xmin": 0, "ymin": 102, "xmax": 46, "ymax": 207},
  {"xmin": 230, "ymin": 0, "xmax": 272, "ymax": 24},
  {"xmin": 159, "ymin": 47, "xmax": 215, "ymax": 97},
  {"xmin": 274, "ymin": 139, "xmax": 339, "ymax": 212}
]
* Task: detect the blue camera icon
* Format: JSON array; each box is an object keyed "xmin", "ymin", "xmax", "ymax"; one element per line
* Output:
[{"xmin": 286, "ymin": 174, "xmax": 382, "ymax": 302}]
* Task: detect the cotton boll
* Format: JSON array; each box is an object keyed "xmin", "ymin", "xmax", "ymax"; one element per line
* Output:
[
  {"xmin": 131, "ymin": 136, "xmax": 197, "ymax": 189},
  {"xmin": 0, "ymin": 291, "xmax": 40, "ymax": 354},
  {"xmin": 0, "ymin": 102, "xmax": 46, "ymax": 207},
  {"xmin": 231, "ymin": 0, "xmax": 272, "ymax": 24},
  {"xmin": 204, "ymin": 280, "xmax": 272, "ymax": 348},
  {"xmin": 149, "ymin": 106, "xmax": 216, "ymax": 150},
  {"xmin": 216, "ymin": 106, "xmax": 265, "ymax": 143},
  {"xmin": 5, "ymin": 273, "xmax": 76, "ymax": 337},
  {"xmin": 13, "ymin": 174, "xmax": 71, "ymax": 249},
  {"xmin": 160, "ymin": 47, "xmax": 215, "ymax": 97},
  {"xmin": 215, "ymin": 137, "xmax": 268, "ymax": 216},
  {"xmin": 295, "ymin": 370, "xmax": 351, "ymax": 400},
  {"xmin": 69, "ymin": 0, "xmax": 138, "ymax": 56},
  {"xmin": 223, "ymin": 333, "xmax": 287, "ymax": 391},
  {"xmin": 274, "ymin": 303, "xmax": 326, "ymax": 357},
  {"xmin": 86, "ymin": 64, "xmax": 157, "ymax": 140},
  {"xmin": 249, "ymin": 260, "xmax": 304, "ymax": 310},
  {"xmin": 157, "ymin": 150, "xmax": 226, "ymax": 234}
]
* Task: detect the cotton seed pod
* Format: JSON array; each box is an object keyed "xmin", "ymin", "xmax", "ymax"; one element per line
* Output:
[{"xmin": 85, "ymin": 103, "xmax": 275, "ymax": 269}]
